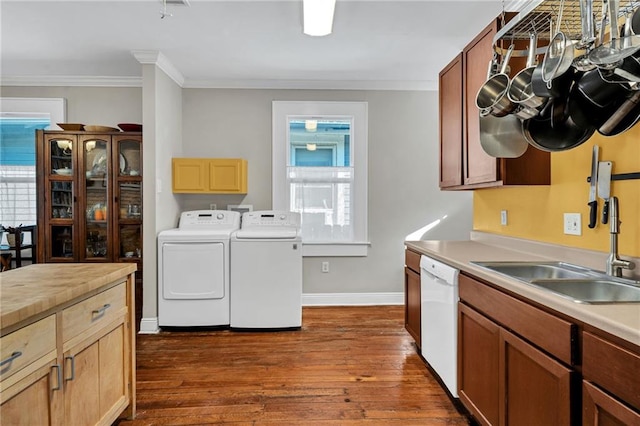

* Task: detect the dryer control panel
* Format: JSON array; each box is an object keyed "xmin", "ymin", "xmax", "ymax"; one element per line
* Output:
[
  {"xmin": 179, "ymin": 210, "xmax": 241, "ymax": 229},
  {"xmin": 241, "ymin": 211, "xmax": 301, "ymax": 229}
]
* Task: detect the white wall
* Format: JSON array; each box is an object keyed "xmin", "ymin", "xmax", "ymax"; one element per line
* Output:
[
  {"xmin": 180, "ymin": 89, "xmax": 473, "ymax": 295},
  {"xmin": 2, "ymin": 85, "xmax": 472, "ymax": 310},
  {"xmin": 0, "ymin": 86, "xmax": 141, "ymax": 126},
  {"xmin": 139, "ymin": 65, "xmax": 183, "ymax": 322}
]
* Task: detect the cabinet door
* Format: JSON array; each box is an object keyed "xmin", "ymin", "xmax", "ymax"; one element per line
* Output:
[
  {"xmin": 208, "ymin": 159, "xmax": 247, "ymax": 193},
  {"xmin": 0, "ymin": 361, "xmax": 61, "ymax": 426},
  {"xmin": 439, "ymin": 53, "xmax": 463, "ymax": 188},
  {"xmin": 404, "ymin": 267, "xmax": 421, "ymax": 347},
  {"xmin": 172, "ymin": 158, "xmax": 207, "ymax": 192},
  {"xmin": 63, "ymin": 320, "xmax": 128, "ymax": 426},
  {"xmin": 500, "ymin": 329, "xmax": 573, "ymax": 425},
  {"xmin": 99, "ymin": 324, "xmax": 127, "ymax": 417},
  {"xmin": 64, "ymin": 342, "xmax": 101, "ymax": 425},
  {"xmin": 462, "ymin": 22, "xmax": 499, "ymax": 186},
  {"xmin": 41, "ymin": 134, "xmax": 77, "ymax": 261},
  {"xmin": 458, "ymin": 303, "xmax": 500, "ymax": 426},
  {"xmin": 583, "ymin": 381, "xmax": 640, "ymax": 426},
  {"xmin": 80, "ymin": 136, "xmax": 112, "ymax": 262}
]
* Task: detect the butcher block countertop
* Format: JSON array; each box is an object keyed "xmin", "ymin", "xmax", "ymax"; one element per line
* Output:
[
  {"xmin": 1, "ymin": 263, "xmax": 136, "ymax": 334},
  {"xmin": 405, "ymin": 235, "xmax": 640, "ymax": 347}
]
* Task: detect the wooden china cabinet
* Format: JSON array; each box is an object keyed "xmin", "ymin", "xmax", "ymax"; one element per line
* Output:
[{"xmin": 36, "ymin": 130, "xmax": 143, "ymax": 329}]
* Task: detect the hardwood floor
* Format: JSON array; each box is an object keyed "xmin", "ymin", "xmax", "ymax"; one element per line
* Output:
[{"xmin": 116, "ymin": 306, "xmax": 469, "ymax": 425}]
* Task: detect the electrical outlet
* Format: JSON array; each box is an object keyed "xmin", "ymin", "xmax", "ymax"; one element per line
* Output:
[
  {"xmin": 564, "ymin": 213, "xmax": 581, "ymax": 236},
  {"xmin": 210, "ymin": 203, "xmax": 217, "ymax": 210},
  {"xmin": 500, "ymin": 210, "xmax": 508, "ymax": 226},
  {"xmin": 321, "ymin": 261, "xmax": 329, "ymax": 273}
]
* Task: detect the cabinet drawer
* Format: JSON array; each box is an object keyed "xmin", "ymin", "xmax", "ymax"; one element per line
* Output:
[
  {"xmin": 405, "ymin": 249, "xmax": 420, "ymax": 274},
  {"xmin": 0, "ymin": 315, "xmax": 56, "ymax": 383},
  {"xmin": 583, "ymin": 331, "xmax": 640, "ymax": 410},
  {"xmin": 459, "ymin": 274, "xmax": 576, "ymax": 365},
  {"xmin": 62, "ymin": 282, "xmax": 126, "ymax": 343}
]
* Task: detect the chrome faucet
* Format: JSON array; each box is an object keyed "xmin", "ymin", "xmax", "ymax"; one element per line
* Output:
[{"xmin": 606, "ymin": 197, "xmax": 636, "ymax": 277}]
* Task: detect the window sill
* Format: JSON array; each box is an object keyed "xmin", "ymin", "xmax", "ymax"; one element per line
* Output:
[{"xmin": 302, "ymin": 242, "xmax": 370, "ymax": 257}]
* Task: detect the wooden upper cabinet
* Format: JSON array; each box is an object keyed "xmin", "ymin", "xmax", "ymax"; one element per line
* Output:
[
  {"xmin": 439, "ymin": 54, "xmax": 463, "ymax": 188},
  {"xmin": 439, "ymin": 14, "xmax": 550, "ymax": 190},
  {"xmin": 172, "ymin": 158, "xmax": 248, "ymax": 194}
]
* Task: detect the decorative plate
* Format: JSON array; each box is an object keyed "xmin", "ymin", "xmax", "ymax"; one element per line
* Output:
[
  {"xmin": 57, "ymin": 123, "xmax": 84, "ymax": 131},
  {"xmin": 117, "ymin": 123, "xmax": 142, "ymax": 132},
  {"xmin": 84, "ymin": 125, "xmax": 120, "ymax": 132}
]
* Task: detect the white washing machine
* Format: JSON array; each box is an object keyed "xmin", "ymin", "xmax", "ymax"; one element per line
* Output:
[
  {"xmin": 158, "ymin": 210, "xmax": 240, "ymax": 327},
  {"xmin": 230, "ymin": 211, "xmax": 302, "ymax": 329}
]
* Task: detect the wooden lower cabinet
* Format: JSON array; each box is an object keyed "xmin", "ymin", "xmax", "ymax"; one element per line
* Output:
[
  {"xmin": 0, "ymin": 360, "xmax": 61, "ymax": 425},
  {"xmin": 458, "ymin": 303, "xmax": 499, "ymax": 425},
  {"xmin": 404, "ymin": 249, "xmax": 421, "ymax": 347},
  {"xmin": 64, "ymin": 322, "xmax": 126, "ymax": 425},
  {"xmin": 0, "ymin": 273, "xmax": 135, "ymax": 426},
  {"xmin": 500, "ymin": 329, "xmax": 573, "ymax": 425},
  {"xmin": 458, "ymin": 301, "xmax": 575, "ymax": 425},
  {"xmin": 583, "ymin": 381, "xmax": 640, "ymax": 425}
]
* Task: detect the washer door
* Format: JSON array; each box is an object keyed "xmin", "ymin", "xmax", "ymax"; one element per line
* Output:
[{"xmin": 162, "ymin": 242, "xmax": 225, "ymax": 299}]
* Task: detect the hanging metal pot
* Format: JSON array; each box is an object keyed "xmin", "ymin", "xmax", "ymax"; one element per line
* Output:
[
  {"xmin": 476, "ymin": 45, "xmax": 517, "ymax": 117},
  {"xmin": 508, "ymin": 32, "xmax": 547, "ymax": 119}
]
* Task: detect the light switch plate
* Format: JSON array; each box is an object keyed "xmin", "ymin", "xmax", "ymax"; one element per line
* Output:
[
  {"xmin": 500, "ymin": 210, "xmax": 508, "ymax": 226},
  {"xmin": 564, "ymin": 213, "xmax": 581, "ymax": 236}
]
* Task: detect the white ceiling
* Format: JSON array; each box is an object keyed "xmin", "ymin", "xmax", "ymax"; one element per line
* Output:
[{"xmin": 0, "ymin": 0, "xmax": 523, "ymax": 90}]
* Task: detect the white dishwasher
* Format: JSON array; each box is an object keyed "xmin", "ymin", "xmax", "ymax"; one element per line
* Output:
[{"xmin": 420, "ymin": 254, "xmax": 460, "ymax": 398}]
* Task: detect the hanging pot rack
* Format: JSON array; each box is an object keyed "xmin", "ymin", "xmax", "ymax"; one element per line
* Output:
[{"xmin": 493, "ymin": 0, "xmax": 640, "ymax": 57}]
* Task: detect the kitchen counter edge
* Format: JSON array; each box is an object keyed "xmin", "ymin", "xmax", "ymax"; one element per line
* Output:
[
  {"xmin": 1, "ymin": 263, "xmax": 137, "ymax": 333},
  {"xmin": 405, "ymin": 239, "xmax": 640, "ymax": 347}
]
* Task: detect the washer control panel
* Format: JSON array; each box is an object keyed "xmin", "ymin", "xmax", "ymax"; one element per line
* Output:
[
  {"xmin": 178, "ymin": 210, "xmax": 241, "ymax": 229},
  {"xmin": 240, "ymin": 211, "xmax": 301, "ymax": 229}
]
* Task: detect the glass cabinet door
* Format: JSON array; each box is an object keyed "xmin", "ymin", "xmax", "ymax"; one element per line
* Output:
[
  {"xmin": 81, "ymin": 137, "xmax": 110, "ymax": 261},
  {"xmin": 115, "ymin": 135, "xmax": 142, "ymax": 260},
  {"xmin": 45, "ymin": 135, "xmax": 76, "ymax": 260}
]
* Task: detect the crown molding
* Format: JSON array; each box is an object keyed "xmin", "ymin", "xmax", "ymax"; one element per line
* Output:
[
  {"xmin": 183, "ymin": 78, "xmax": 437, "ymax": 91},
  {"xmin": 131, "ymin": 50, "xmax": 185, "ymax": 87},
  {"xmin": 0, "ymin": 75, "xmax": 141, "ymax": 87},
  {"xmin": 0, "ymin": 75, "xmax": 436, "ymax": 91}
]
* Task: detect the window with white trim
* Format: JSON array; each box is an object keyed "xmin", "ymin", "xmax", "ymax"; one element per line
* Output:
[
  {"xmin": 0, "ymin": 98, "xmax": 65, "ymax": 237},
  {"xmin": 272, "ymin": 101, "xmax": 368, "ymax": 257}
]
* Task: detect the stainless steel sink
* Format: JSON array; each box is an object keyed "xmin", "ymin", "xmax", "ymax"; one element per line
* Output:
[
  {"xmin": 471, "ymin": 261, "xmax": 598, "ymax": 281},
  {"xmin": 531, "ymin": 279, "xmax": 640, "ymax": 304},
  {"xmin": 471, "ymin": 261, "xmax": 640, "ymax": 304}
]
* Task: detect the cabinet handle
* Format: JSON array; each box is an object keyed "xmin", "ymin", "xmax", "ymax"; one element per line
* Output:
[
  {"xmin": 92, "ymin": 303, "xmax": 111, "ymax": 318},
  {"xmin": 64, "ymin": 355, "xmax": 75, "ymax": 381},
  {"xmin": 51, "ymin": 364, "xmax": 62, "ymax": 391},
  {"xmin": 0, "ymin": 351, "xmax": 22, "ymax": 368}
]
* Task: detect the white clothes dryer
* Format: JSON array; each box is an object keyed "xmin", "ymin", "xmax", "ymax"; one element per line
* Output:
[
  {"xmin": 158, "ymin": 210, "xmax": 240, "ymax": 327},
  {"xmin": 230, "ymin": 211, "xmax": 302, "ymax": 329}
]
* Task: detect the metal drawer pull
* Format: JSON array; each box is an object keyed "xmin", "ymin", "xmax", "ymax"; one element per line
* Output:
[
  {"xmin": 51, "ymin": 364, "xmax": 62, "ymax": 391},
  {"xmin": 92, "ymin": 303, "xmax": 111, "ymax": 318},
  {"xmin": 64, "ymin": 355, "xmax": 75, "ymax": 381},
  {"xmin": 0, "ymin": 351, "xmax": 23, "ymax": 368}
]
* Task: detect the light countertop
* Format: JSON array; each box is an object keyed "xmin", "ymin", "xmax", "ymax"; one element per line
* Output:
[
  {"xmin": 1, "ymin": 263, "xmax": 136, "ymax": 333},
  {"xmin": 405, "ymin": 237, "xmax": 640, "ymax": 347}
]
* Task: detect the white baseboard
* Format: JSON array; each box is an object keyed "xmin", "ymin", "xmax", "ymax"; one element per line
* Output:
[
  {"xmin": 138, "ymin": 317, "xmax": 160, "ymax": 334},
  {"xmin": 302, "ymin": 292, "xmax": 404, "ymax": 306},
  {"xmin": 139, "ymin": 293, "xmax": 403, "ymax": 333}
]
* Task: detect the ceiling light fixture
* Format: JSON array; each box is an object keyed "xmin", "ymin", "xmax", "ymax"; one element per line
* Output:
[
  {"xmin": 303, "ymin": 0, "xmax": 337, "ymax": 37},
  {"xmin": 306, "ymin": 143, "xmax": 317, "ymax": 151},
  {"xmin": 305, "ymin": 119, "xmax": 318, "ymax": 132}
]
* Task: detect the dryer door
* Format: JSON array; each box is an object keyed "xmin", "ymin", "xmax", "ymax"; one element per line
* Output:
[{"xmin": 162, "ymin": 242, "xmax": 225, "ymax": 299}]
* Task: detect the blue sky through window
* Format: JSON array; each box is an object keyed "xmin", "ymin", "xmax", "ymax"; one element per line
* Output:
[{"xmin": 0, "ymin": 118, "xmax": 49, "ymax": 166}]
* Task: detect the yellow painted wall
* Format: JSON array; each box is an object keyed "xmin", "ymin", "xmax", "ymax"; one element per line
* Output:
[{"xmin": 473, "ymin": 125, "xmax": 640, "ymax": 257}]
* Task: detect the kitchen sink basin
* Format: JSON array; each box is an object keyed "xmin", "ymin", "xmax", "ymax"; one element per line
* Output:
[
  {"xmin": 471, "ymin": 261, "xmax": 640, "ymax": 304},
  {"xmin": 531, "ymin": 279, "xmax": 640, "ymax": 304},
  {"xmin": 471, "ymin": 261, "xmax": 598, "ymax": 281}
]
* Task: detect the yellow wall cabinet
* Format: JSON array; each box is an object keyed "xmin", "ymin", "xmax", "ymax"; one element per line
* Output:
[{"xmin": 172, "ymin": 158, "xmax": 247, "ymax": 194}]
